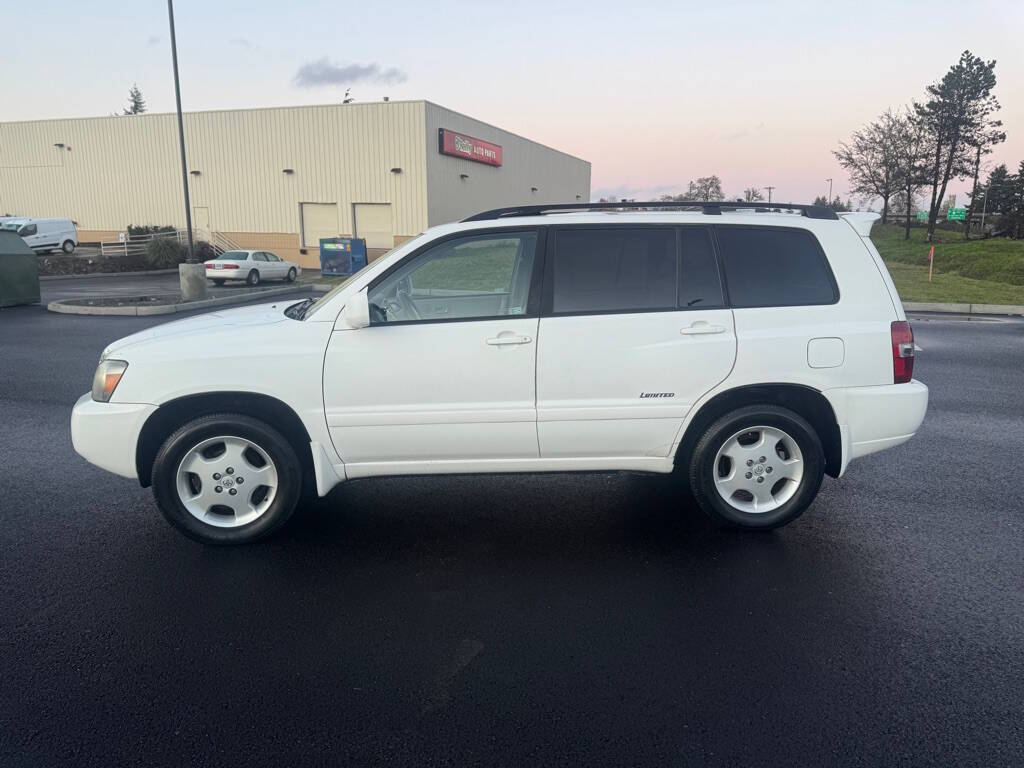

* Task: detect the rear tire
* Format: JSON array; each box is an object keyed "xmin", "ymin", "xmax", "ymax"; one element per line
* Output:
[
  {"xmin": 246, "ymin": 269, "xmax": 260, "ymax": 286},
  {"xmin": 151, "ymin": 413, "xmax": 302, "ymax": 545},
  {"xmin": 286, "ymin": 267, "xmax": 297, "ymax": 282},
  {"xmin": 688, "ymin": 404, "xmax": 824, "ymax": 530},
  {"xmin": 61, "ymin": 240, "xmax": 75, "ymax": 254}
]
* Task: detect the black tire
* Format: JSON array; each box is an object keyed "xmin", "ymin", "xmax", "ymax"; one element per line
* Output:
[
  {"xmin": 212, "ymin": 279, "xmax": 226, "ymax": 286},
  {"xmin": 687, "ymin": 404, "xmax": 824, "ymax": 530},
  {"xmin": 246, "ymin": 269, "xmax": 260, "ymax": 286},
  {"xmin": 61, "ymin": 240, "xmax": 75, "ymax": 254},
  {"xmin": 286, "ymin": 267, "xmax": 297, "ymax": 282},
  {"xmin": 152, "ymin": 413, "xmax": 302, "ymax": 545}
]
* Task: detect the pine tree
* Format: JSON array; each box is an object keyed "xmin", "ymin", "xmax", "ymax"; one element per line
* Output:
[{"xmin": 123, "ymin": 84, "xmax": 146, "ymax": 115}]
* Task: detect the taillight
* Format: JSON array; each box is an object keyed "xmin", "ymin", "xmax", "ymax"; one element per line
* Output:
[
  {"xmin": 891, "ymin": 321, "xmax": 914, "ymax": 383},
  {"xmin": 208, "ymin": 263, "xmax": 239, "ymax": 269}
]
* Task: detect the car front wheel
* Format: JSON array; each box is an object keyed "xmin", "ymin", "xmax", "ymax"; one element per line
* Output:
[
  {"xmin": 246, "ymin": 269, "xmax": 260, "ymax": 286},
  {"xmin": 688, "ymin": 404, "xmax": 824, "ymax": 530},
  {"xmin": 62, "ymin": 240, "xmax": 75, "ymax": 254},
  {"xmin": 151, "ymin": 413, "xmax": 302, "ymax": 544}
]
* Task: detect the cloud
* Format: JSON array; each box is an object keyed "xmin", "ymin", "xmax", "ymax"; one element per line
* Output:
[
  {"xmin": 293, "ymin": 58, "xmax": 407, "ymax": 88},
  {"xmin": 230, "ymin": 37, "xmax": 253, "ymax": 48}
]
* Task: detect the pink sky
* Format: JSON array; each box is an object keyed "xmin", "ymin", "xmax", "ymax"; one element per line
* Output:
[{"xmin": 3, "ymin": 0, "xmax": 1022, "ymax": 206}]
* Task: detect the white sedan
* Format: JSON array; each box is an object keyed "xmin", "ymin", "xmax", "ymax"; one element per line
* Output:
[{"xmin": 204, "ymin": 250, "xmax": 301, "ymax": 286}]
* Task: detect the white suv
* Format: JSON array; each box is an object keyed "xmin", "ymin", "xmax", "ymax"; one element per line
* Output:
[{"xmin": 71, "ymin": 202, "xmax": 928, "ymax": 544}]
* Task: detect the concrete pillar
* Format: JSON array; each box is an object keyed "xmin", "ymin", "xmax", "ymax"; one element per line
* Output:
[{"xmin": 178, "ymin": 263, "xmax": 209, "ymax": 302}]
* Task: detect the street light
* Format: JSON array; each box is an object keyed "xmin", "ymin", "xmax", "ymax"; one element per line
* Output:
[
  {"xmin": 979, "ymin": 183, "xmax": 1004, "ymax": 232},
  {"xmin": 167, "ymin": 0, "xmax": 207, "ymax": 300},
  {"xmin": 826, "ymin": 178, "xmax": 833, "ymax": 202}
]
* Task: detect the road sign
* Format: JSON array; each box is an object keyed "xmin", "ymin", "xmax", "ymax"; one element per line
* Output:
[
  {"xmin": 916, "ymin": 211, "xmax": 928, "ymax": 222},
  {"xmin": 947, "ymin": 207, "xmax": 967, "ymax": 221}
]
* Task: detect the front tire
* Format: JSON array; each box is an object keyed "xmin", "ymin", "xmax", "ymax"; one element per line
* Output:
[
  {"xmin": 151, "ymin": 413, "xmax": 302, "ymax": 544},
  {"xmin": 62, "ymin": 240, "xmax": 75, "ymax": 254},
  {"xmin": 688, "ymin": 404, "xmax": 824, "ymax": 530},
  {"xmin": 246, "ymin": 269, "xmax": 260, "ymax": 286}
]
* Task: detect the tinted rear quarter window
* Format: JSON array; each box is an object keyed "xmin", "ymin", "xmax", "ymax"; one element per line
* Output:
[
  {"xmin": 716, "ymin": 227, "xmax": 837, "ymax": 308},
  {"xmin": 550, "ymin": 228, "xmax": 676, "ymax": 313}
]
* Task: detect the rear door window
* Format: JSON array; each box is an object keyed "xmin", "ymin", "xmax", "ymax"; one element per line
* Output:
[
  {"xmin": 679, "ymin": 227, "xmax": 724, "ymax": 309},
  {"xmin": 716, "ymin": 227, "xmax": 837, "ymax": 308},
  {"xmin": 548, "ymin": 227, "xmax": 676, "ymax": 314}
]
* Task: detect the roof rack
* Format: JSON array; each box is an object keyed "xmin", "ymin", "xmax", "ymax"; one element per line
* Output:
[{"xmin": 463, "ymin": 200, "xmax": 839, "ymax": 222}]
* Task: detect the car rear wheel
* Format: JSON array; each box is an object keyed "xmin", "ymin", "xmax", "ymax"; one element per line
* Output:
[
  {"xmin": 688, "ymin": 404, "xmax": 824, "ymax": 530},
  {"xmin": 246, "ymin": 269, "xmax": 260, "ymax": 286},
  {"xmin": 61, "ymin": 240, "xmax": 75, "ymax": 254},
  {"xmin": 151, "ymin": 413, "xmax": 302, "ymax": 544},
  {"xmin": 286, "ymin": 267, "xmax": 297, "ymax": 282}
]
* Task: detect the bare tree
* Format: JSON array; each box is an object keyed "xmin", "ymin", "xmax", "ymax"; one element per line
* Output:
[
  {"xmin": 833, "ymin": 109, "xmax": 903, "ymax": 223},
  {"xmin": 685, "ymin": 176, "xmax": 724, "ymax": 202},
  {"xmin": 742, "ymin": 187, "xmax": 764, "ymax": 202},
  {"xmin": 892, "ymin": 111, "xmax": 931, "ymax": 241}
]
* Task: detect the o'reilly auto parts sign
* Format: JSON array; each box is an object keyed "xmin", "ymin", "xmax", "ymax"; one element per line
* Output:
[{"xmin": 438, "ymin": 129, "xmax": 502, "ymax": 167}]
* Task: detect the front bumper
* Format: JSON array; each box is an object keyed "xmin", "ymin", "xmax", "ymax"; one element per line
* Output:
[
  {"xmin": 71, "ymin": 393, "xmax": 156, "ymax": 479},
  {"xmin": 824, "ymin": 379, "xmax": 929, "ymax": 475}
]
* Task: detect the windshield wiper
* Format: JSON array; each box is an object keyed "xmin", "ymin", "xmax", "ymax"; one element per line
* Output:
[{"xmin": 285, "ymin": 297, "xmax": 317, "ymax": 320}]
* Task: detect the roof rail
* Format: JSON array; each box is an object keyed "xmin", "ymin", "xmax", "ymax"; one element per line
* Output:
[{"xmin": 463, "ymin": 200, "xmax": 839, "ymax": 222}]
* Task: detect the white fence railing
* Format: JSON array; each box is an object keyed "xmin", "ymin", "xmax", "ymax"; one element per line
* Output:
[{"xmin": 99, "ymin": 229, "xmax": 243, "ymax": 258}]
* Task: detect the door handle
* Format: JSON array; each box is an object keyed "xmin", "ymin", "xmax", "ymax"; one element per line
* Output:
[
  {"xmin": 680, "ymin": 322, "xmax": 727, "ymax": 335},
  {"xmin": 486, "ymin": 335, "xmax": 533, "ymax": 346}
]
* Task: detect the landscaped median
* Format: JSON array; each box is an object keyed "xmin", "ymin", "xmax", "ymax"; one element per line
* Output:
[{"xmin": 48, "ymin": 283, "xmax": 315, "ymax": 317}]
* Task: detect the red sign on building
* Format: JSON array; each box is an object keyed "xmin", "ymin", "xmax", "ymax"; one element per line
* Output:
[{"xmin": 438, "ymin": 129, "xmax": 503, "ymax": 167}]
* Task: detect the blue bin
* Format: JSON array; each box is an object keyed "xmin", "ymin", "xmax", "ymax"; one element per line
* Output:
[{"xmin": 319, "ymin": 237, "xmax": 368, "ymax": 276}]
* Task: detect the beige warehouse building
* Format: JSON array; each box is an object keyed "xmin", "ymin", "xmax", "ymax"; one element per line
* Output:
[{"xmin": 0, "ymin": 101, "xmax": 591, "ymax": 268}]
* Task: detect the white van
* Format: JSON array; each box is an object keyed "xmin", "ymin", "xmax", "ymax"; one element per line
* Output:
[{"xmin": 1, "ymin": 218, "xmax": 79, "ymax": 254}]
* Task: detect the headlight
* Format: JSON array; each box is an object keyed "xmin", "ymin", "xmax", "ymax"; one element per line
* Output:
[{"xmin": 91, "ymin": 359, "xmax": 128, "ymax": 402}]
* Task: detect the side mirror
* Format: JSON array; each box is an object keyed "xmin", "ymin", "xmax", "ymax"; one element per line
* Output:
[{"xmin": 341, "ymin": 287, "xmax": 371, "ymax": 329}]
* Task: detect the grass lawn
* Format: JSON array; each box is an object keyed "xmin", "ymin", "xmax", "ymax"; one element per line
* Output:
[
  {"xmin": 871, "ymin": 224, "xmax": 1024, "ymax": 304},
  {"xmin": 883, "ymin": 261, "xmax": 1024, "ymax": 305}
]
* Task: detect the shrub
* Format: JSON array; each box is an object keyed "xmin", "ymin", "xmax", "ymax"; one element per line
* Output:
[
  {"xmin": 128, "ymin": 224, "xmax": 176, "ymax": 237},
  {"xmin": 145, "ymin": 236, "xmax": 187, "ymax": 268},
  {"xmin": 193, "ymin": 240, "xmax": 217, "ymax": 262}
]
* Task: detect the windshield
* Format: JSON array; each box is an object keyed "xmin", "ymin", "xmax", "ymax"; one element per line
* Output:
[
  {"xmin": 303, "ymin": 234, "xmax": 429, "ymax": 319},
  {"xmin": 214, "ymin": 250, "xmax": 249, "ymax": 260}
]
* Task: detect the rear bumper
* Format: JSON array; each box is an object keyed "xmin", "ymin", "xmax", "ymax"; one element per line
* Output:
[
  {"xmin": 204, "ymin": 268, "xmax": 244, "ymax": 280},
  {"xmin": 71, "ymin": 393, "xmax": 156, "ymax": 479},
  {"xmin": 824, "ymin": 380, "xmax": 929, "ymax": 475}
]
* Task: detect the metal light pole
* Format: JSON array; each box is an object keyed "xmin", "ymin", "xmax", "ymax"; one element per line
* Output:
[
  {"xmin": 979, "ymin": 182, "xmax": 1002, "ymax": 233},
  {"xmin": 167, "ymin": 0, "xmax": 207, "ymax": 300},
  {"xmin": 764, "ymin": 186, "xmax": 775, "ymax": 204},
  {"xmin": 826, "ymin": 178, "xmax": 833, "ymax": 202}
]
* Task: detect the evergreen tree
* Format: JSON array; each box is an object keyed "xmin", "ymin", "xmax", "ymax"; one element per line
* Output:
[{"xmin": 123, "ymin": 83, "xmax": 146, "ymax": 115}]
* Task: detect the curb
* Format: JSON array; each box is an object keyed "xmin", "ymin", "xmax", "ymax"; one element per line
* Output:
[
  {"xmin": 47, "ymin": 285, "xmax": 312, "ymax": 317},
  {"xmin": 39, "ymin": 269, "xmax": 179, "ymax": 282},
  {"xmin": 904, "ymin": 301, "xmax": 1024, "ymax": 317}
]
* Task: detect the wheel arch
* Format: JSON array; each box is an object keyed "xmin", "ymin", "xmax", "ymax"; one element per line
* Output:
[
  {"xmin": 135, "ymin": 391, "xmax": 313, "ymax": 487},
  {"xmin": 674, "ymin": 383, "xmax": 842, "ymax": 478}
]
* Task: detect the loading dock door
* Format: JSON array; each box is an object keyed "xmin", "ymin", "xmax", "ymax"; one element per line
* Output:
[
  {"xmin": 300, "ymin": 203, "xmax": 339, "ymax": 248},
  {"xmin": 353, "ymin": 203, "xmax": 393, "ymax": 253}
]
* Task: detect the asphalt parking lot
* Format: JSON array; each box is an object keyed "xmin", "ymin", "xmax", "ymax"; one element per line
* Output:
[{"xmin": 1, "ymin": 298, "xmax": 1022, "ymax": 767}]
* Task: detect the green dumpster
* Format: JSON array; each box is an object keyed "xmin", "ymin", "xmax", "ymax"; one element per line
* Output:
[{"xmin": 0, "ymin": 229, "xmax": 40, "ymax": 307}]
